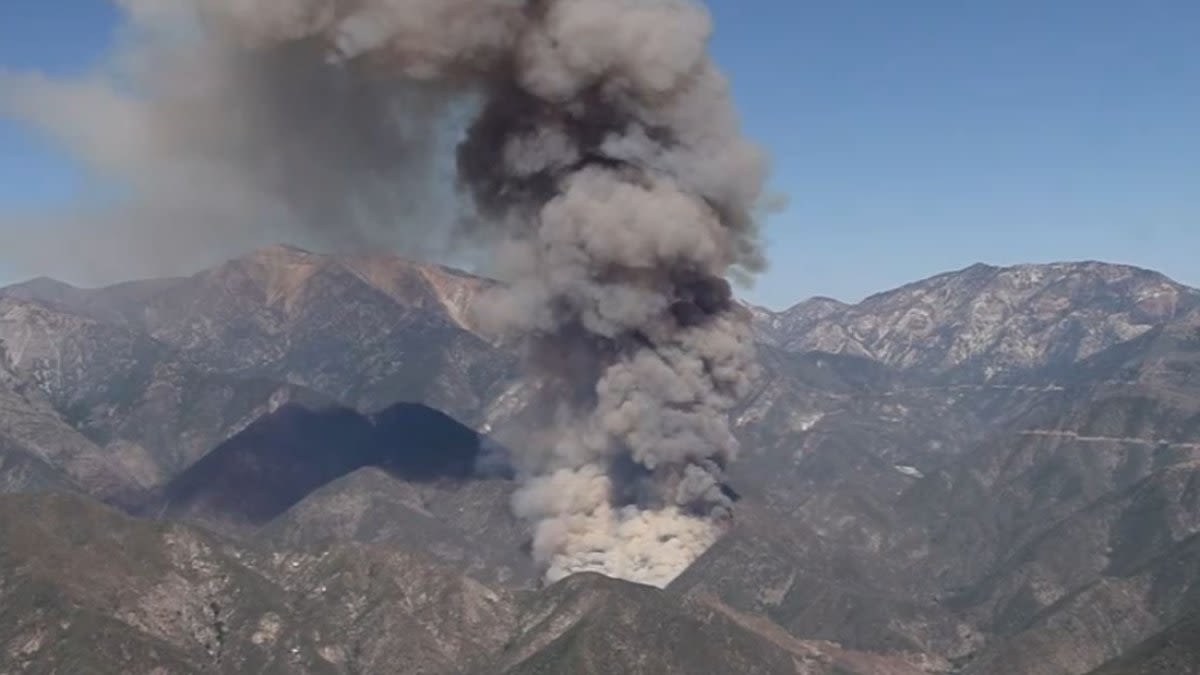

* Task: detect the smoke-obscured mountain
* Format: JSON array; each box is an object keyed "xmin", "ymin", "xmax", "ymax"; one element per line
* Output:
[
  {"xmin": 2, "ymin": 248, "xmax": 1200, "ymax": 674},
  {"xmin": 2, "ymin": 245, "xmax": 514, "ymax": 424}
]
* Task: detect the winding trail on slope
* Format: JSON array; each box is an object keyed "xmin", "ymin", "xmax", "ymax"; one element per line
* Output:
[{"xmin": 1020, "ymin": 429, "xmax": 1200, "ymax": 451}]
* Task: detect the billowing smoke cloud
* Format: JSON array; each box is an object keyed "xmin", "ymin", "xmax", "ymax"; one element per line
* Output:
[
  {"xmin": 1, "ymin": 0, "xmax": 466, "ymax": 281},
  {"xmin": 2, "ymin": 0, "xmax": 768, "ymax": 587}
]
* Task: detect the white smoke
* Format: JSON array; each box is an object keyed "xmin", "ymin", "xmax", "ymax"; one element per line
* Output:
[{"xmin": 1, "ymin": 0, "xmax": 769, "ymax": 587}]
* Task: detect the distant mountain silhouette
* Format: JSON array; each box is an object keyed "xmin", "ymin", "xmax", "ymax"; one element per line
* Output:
[{"xmin": 160, "ymin": 402, "xmax": 496, "ymax": 524}]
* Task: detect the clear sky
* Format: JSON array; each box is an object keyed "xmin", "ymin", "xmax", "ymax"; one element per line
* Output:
[{"xmin": 1, "ymin": 1, "xmax": 1197, "ymax": 308}]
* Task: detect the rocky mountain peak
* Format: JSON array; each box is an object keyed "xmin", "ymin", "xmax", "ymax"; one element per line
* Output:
[
  {"xmin": 338, "ymin": 253, "xmax": 497, "ymax": 337},
  {"xmin": 756, "ymin": 260, "xmax": 1198, "ymax": 379},
  {"xmin": 187, "ymin": 246, "xmax": 496, "ymax": 339},
  {"xmin": 193, "ymin": 245, "xmax": 338, "ymax": 316},
  {"xmin": 753, "ymin": 296, "xmax": 851, "ymax": 347}
]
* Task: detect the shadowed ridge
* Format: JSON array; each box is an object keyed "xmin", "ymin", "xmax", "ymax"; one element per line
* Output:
[{"xmin": 160, "ymin": 401, "xmax": 493, "ymax": 525}]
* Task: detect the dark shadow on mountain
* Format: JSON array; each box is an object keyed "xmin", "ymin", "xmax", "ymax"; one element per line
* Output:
[{"xmin": 158, "ymin": 402, "xmax": 508, "ymax": 525}]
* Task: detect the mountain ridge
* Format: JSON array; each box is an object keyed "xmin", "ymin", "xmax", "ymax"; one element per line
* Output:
[{"xmin": 3, "ymin": 248, "xmax": 1200, "ymax": 674}]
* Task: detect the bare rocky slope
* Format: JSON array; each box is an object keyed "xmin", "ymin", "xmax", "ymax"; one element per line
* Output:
[
  {"xmin": 2, "ymin": 247, "xmax": 1199, "ymax": 673},
  {"xmin": 753, "ymin": 261, "xmax": 1199, "ymax": 380},
  {"xmin": 1, "ymin": 492, "xmax": 927, "ymax": 675}
]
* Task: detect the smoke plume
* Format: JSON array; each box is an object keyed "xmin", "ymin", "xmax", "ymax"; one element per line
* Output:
[{"xmin": 1, "ymin": 0, "xmax": 768, "ymax": 587}]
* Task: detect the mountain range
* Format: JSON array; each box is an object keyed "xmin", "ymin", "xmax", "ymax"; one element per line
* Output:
[{"xmin": 1, "ymin": 245, "xmax": 1198, "ymax": 674}]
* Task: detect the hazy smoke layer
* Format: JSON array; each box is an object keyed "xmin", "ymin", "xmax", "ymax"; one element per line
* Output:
[{"xmin": 2, "ymin": 0, "xmax": 766, "ymax": 587}]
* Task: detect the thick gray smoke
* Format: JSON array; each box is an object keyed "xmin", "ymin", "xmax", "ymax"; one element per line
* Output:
[
  {"xmin": 2, "ymin": 0, "xmax": 767, "ymax": 587},
  {"xmin": 1, "ymin": 0, "xmax": 466, "ymax": 280}
]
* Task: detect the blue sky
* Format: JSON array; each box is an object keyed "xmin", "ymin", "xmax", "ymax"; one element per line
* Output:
[{"xmin": 1, "ymin": 1, "xmax": 1198, "ymax": 308}]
